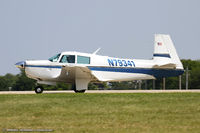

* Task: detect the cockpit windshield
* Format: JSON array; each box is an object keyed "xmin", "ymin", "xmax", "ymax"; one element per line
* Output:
[{"xmin": 48, "ymin": 53, "xmax": 61, "ymax": 62}]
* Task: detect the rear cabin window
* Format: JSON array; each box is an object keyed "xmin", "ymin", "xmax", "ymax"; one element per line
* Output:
[
  {"xmin": 77, "ymin": 56, "xmax": 90, "ymax": 64},
  {"xmin": 60, "ymin": 55, "xmax": 75, "ymax": 63}
]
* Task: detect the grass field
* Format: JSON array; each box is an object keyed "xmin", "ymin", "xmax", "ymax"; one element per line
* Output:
[{"xmin": 0, "ymin": 93, "xmax": 200, "ymax": 133}]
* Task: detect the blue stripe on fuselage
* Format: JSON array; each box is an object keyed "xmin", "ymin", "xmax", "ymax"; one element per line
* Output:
[
  {"xmin": 88, "ymin": 66, "xmax": 184, "ymax": 78},
  {"xmin": 25, "ymin": 65, "xmax": 62, "ymax": 69},
  {"xmin": 25, "ymin": 65, "xmax": 184, "ymax": 78}
]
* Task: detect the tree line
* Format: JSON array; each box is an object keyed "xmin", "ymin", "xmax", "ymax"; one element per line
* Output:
[{"xmin": 0, "ymin": 59, "xmax": 199, "ymax": 91}]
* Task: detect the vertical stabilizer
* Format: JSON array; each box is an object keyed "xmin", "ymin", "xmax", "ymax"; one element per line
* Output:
[{"xmin": 153, "ymin": 34, "xmax": 183, "ymax": 69}]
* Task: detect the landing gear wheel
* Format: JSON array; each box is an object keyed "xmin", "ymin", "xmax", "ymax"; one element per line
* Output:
[
  {"xmin": 74, "ymin": 89, "xmax": 86, "ymax": 93},
  {"xmin": 35, "ymin": 86, "xmax": 44, "ymax": 94}
]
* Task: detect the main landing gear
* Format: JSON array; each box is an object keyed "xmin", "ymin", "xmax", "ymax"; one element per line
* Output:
[
  {"xmin": 35, "ymin": 86, "xmax": 44, "ymax": 94},
  {"xmin": 72, "ymin": 84, "xmax": 86, "ymax": 93}
]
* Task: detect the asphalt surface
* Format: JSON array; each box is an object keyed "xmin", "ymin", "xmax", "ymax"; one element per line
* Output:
[{"xmin": 0, "ymin": 90, "xmax": 200, "ymax": 94}]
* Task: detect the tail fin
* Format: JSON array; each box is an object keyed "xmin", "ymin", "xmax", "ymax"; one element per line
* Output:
[{"xmin": 153, "ymin": 34, "xmax": 183, "ymax": 69}]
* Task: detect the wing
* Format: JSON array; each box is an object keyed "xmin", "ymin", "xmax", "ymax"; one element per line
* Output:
[{"xmin": 58, "ymin": 64, "xmax": 99, "ymax": 82}]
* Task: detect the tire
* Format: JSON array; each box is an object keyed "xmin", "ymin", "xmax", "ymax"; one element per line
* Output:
[
  {"xmin": 35, "ymin": 86, "xmax": 44, "ymax": 94},
  {"xmin": 74, "ymin": 89, "xmax": 86, "ymax": 93}
]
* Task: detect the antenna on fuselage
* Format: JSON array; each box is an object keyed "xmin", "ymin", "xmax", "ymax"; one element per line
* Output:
[{"xmin": 92, "ymin": 48, "xmax": 101, "ymax": 55}]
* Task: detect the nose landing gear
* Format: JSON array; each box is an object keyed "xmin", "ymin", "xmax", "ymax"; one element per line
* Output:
[{"xmin": 35, "ymin": 86, "xmax": 44, "ymax": 94}]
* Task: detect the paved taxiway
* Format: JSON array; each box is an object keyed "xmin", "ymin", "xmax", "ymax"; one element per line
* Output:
[{"xmin": 0, "ymin": 90, "xmax": 200, "ymax": 94}]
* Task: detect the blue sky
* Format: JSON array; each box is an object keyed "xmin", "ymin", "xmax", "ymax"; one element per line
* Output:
[{"xmin": 0, "ymin": 0, "xmax": 199, "ymax": 75}]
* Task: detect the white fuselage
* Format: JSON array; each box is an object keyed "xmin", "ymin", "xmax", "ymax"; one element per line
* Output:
[{"xmin": 22, "ymin": 51, "xmax": 183, "ymax": 85}]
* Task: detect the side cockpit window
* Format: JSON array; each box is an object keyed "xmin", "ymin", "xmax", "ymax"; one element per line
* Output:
[
  {"xmin": 77, "ymin": 56, "xmax": 90, "ymax": 64},
  {"xmin": 60, "ymin": 55, "xmax": 75, "ymax": 63}
]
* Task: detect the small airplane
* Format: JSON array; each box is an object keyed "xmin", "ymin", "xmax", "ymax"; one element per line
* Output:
[{"xmin": 16, "ymin": 34, "xmax": 184, "ymax": 93}]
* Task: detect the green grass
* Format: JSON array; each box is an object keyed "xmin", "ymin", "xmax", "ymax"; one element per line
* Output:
[{"xmin": 0, "ymin": 93, "xmax": 200, "ymax": 133}]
